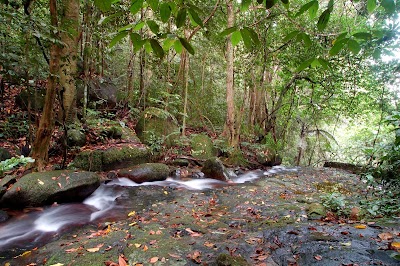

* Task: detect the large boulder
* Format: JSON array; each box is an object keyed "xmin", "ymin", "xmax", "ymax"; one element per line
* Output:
[
  {"xmin": 76, "ymin": 77, "xmax": 118, "ymax": 109},
  {"xmin": 0, "ymin": 170, "xmax": 101, "ymax": 209},
  {"xmin": 135, "ymin": 107, "xmax": 179, "ymax": 147},
  {"xmin": 117, "ymin": 163, "xmax": 170, "ymax": 183},
  {"xmin": 0, "ymin": 148, "xmax": 12, "ymax": 162},
  {"xmin": 71, "ymin": 145, "xmax": 150, "ymax": 171},
  {"xmin": 15, "ymin": 87, "xmax": 46, "ymax": 111},
  {"xmin": 201, "ymin": 157, "xmax": 231, "ymax": 182},
  {"xmin": 67, "ymin": 129, "xmax": 86, "ymax": 147},
  {"xmin": 191, "ymin": 134, "xmax": 217, "ymax": 160}
]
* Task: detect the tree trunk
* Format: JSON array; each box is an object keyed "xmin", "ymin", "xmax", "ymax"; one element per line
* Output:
[
  {"xmin": 31, "ymin": 0, "xmax": 61, "ymax": 170},
  {"xmin": 224, "ymin": 0, "xmax": 236, "ymax": 147},
  {"xmin": 59, "ymin": 0, "xmax": 80, "ymax": 124}
]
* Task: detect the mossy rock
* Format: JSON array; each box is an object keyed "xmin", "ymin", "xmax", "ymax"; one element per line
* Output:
[
  {"xmin": 191, "ymin": 134, "xmax": 217, "ymax": 160},
  {"xmin": 307, "ymin": 203, "xmax": 326, "ymax": 220},
  {"xmin": 72, "ymin": 145, "xmax": 150, "ymax": 171},
  {"xmin": 67, "ymin": 129, "xmax": 86, "ymax": 147},
  {"xmin": 135, "ymin": 107, "xmax": 180, "ymax": 147},
  {"xmin": 117, "ymin": 163, "xmax": 170, "ymax": 183},
  {"xmin": 0, "ymin": 170, "xmax": 100, "ymax": 208},
  {"xmin": 202, "ymin": 157, "xmax": 231, "ymax": 181},
  {"xmin": 214, "ymin": 253, "xmax": 251, "ymax": 266}
]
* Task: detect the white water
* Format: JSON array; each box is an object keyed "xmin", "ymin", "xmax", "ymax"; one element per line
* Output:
[{"xmin": 0, "ymin": 166, "xmax": 296, "ymax": 251}]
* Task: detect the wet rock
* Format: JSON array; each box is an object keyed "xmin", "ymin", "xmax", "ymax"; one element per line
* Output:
[
  {"xmin": 67, "ymin": 129, "xmax": 86, "ymax": 147},
  {"xmin": 214, "ymin": 253, "xmax": 251, "ymax": 266},
  {"xmin": 71, "ymin": 145, "xmax": 150, "ymax": 171},
  {"xmin": 0, "ymin": 170, "xmax": 101, "ymax": 208},
  {"xmin": 0, "ymin": 175, "xmax": 17, "ymax": 198},
  {"xmin": 307, "ymin": 203, "xmax": 326, "ymax": 220},
  {"xmin": 256, "ymin": 151, "xmax": 282, "ymax": 166},
  {"xmin": 202, "ymin": 157, "xmax": 231, "ymax": 181},
  {"xmin": 135, "ymin": 107, "xmax": 179, "ymax": 147},
  {"xmin": 117, "ymin": 163, "xmax": 170, "ymax": 183},
  {"xmin": 0, "ymin": 148, "xmax": 11, "ymax": 162},
  {"xmin": 0, "ymin": 210, "xmax": 8, "ymax": 223},
  {"xmin": 171, "ymin": 159, "xmax": 190, "ymax": 167},
  {"xmin": 191, "ymin": 134, "xmax": 217, "ymax": 160}
]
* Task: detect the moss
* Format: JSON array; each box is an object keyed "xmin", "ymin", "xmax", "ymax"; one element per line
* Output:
[
  {"xmin": 226, "ymin": 149, "xmax": 249, "ymax": 168},
  {"xmin": 191, "ymin": 134, "xmax": 216, "ymax": 160},
  {"xmin": 215, "ymin": 253, "xmax": 251, "ymax": 266},
  {"xmin": 72, "ymin": 150, "xmax": 103, "ymax": 171},
  {"xmin": 314, "ymin": 181, "xmax": 351, "ymax": 194}
]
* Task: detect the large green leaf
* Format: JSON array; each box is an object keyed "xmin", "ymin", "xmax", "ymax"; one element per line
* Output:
[
  {"xmin": 133, "ymin": 21, "xmax": 146, "ymax": 31},
  {"xmin": 265, "ymin": 0, "xmax": 276, "ymax": 9},
  {"xmin": 381, "ymin": 0, "xmax": 395, "ymax": 14},
  {"xmin": 130, "ymin": 32, "xmax": 146, "ymax": 52},
  {"xmin": 347, "ymin": 39, "xmax": 361, "ymax": 54},
  {"xmin": 308, "ymin": 0, "xmax": 319, "ymax": 19},
  {"xmin": 110, "ymin": 31, "xmax": 128, "ymax": 48},
  {"xmin": 296, "ymin": 57, "xmax": 315, "ymax": 72},
  {"xmin": 281, "ymin": 0, "xmax": 289, "ymax": 4},
  {"xmin": 94, "ymin": 0, "xmax": 113, "ymax": 12},
  {"xmin": 318, "ymin": 58, "xmax": 330, "ymax": 69},
  {"xmin": 160, "ymin": 2, "xmax": 172, "ymax": 23},
  {"xmin": 283, "ymin": 30, "xmax": 300, "ymax": 42},
  {"xmin": 367, "ymin": 0, "xmax": 376, "ymax": 13},
  {"xmin": 240, "ymin": 0, "xmax": 252, "ymax": 12},
  {"xmin": 176, "ymin": 8, "xmax": 187, "ymax": 28},
  {"xmin": 329, "ymin": 38, "xmax": 349, "ymax": 56},
  {"xmin": 149, "ymin": 39, "xmax": 165, "ymax": 58},
  {"xmin": 147, "ymin": 20, "xmax": 159, "ymax": 34},
  {"xmin": 130, "ymin": 0, "xmax": 144, "ymax": 15},
  {"xmin": 240, "ymin": 28, "xmax": 253, "ymax": 49},
  {"xmin": 146, "ymin": 0, "xmax": 159, "ymax": 11},
  {"xmin": 243, "ymin": 26, "xmax": 260, "ymax": 45},
  {"xmin": 163, "ymin": 38, "xmax": 175, "ymax": 51},
  {"xmin": 301, "ymin": 33, "xmax": 312, "ymax": 47},
  {"xmin": 317, "ymin": 8, "xmax": 331, "ymax": 31},
  {"xmin": 220, "ymin": 27, "xmax": 237, "ymax": 37},
  {"xmin": 295, "ymin": 1, "xmax": 315, "ymax": 17},
  {"xmin": 179, "ymin": 37, "xmax": 195, "ymax": 55},
  {"xmin": 353, "ymin": 32, "xmax": 372, "ymax": 40},
  {"xmin": 174, "ymin": 40, "xmax": 183, "ymax": 53},
  {"xmin": 231, "ymin": 31, "xmax": 242, "ymax": 46},
  {"xmin": 188, "ymin": 8, "xmax": 203, "ymax": 27}
]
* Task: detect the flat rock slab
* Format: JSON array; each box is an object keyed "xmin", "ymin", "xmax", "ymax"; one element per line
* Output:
[
  {"xmin": 0, "ymin": 170, "xmax": 100, "ymax": 208},
  {"xmin": 117, "ymin": 163, "xmax": 170, "ymax": 183}
]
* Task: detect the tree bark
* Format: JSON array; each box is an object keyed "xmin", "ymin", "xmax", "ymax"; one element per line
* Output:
[
  {"xmin": 31, "ymin": 0, "xmax": 60, "ymax": 170},
  {"xmin": 59, "ymin": 0, "xmax": 80, "ymax": 124}
]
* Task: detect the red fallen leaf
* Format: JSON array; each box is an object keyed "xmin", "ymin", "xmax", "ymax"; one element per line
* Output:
[
  {"xmin": 104, "ymin": 261, "xmax": 118, "ymax": 266},
  {"xmin": 149, "ymin": 230, "xmax": 156, "ymax": 235},
  {"xmin": 308, "ymin": 227, "xmax": 317, "ymax": 231},
  {"xmin": 149, "ymin": 240, "xmax": 157, "ymax": 245},
  {"xmin": 104, "ymin": 246, "xmax": 113, "ymax": 251},
  {"xmin": 314, "ymin": 255, "xmax": 322, "ymax": 261},
  {"xmin": 118, "ymin": 254, "xmax": 127, "ymax": 266},
  {"xmin": 341, "ymin": 231, "xmax": 350, "ymax": 235}
]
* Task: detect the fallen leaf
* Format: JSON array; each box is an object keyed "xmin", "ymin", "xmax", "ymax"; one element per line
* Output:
[
  {"xmin": 340, "ymin": 242, "xmax": 352, "ymax": 246},
  {"xmin": 378, "ymin": 232, "xmax": 393, "ymax": 241},
  {"xmin": 86, "ymin": 247, "xmax": 100, "ymax": 252},
  {"xmin": 134, "ymin": 243, "xmax": 141, "ymax": 248},
  {"xmin": 119, "ymin": 255, "xmax": 127, "ymax": 266},
  {"xmin": 142, "ymin": 245, "xmax": 148, "ymax": 251},
  {"xmin": 57, "ymin": 182, "xmax": 62, "ymax": 188},
  {"xmin": 168, "ymin": 253, "xmax": 181, "ymax": 259},
  {"xmin": 314, "ymin": 255, "xmax": 322, "ymax": 261},
  {"xmin": 204, "ymin": 241, "xmax": 216, "ymax": 248},
  {"xmin": 391, "ymin": 242, "xmax": 400, "ymax": 249},
  {"xmin": 149, "ymin": 257, "xmax": 159, "ymax": 263},
  {"xmin": 49, "ymin": 264, "xmax": 64, "ymax": 266},
  {"xmin": 128, "ymin": 211, "xmax": 136, "ymax": 217},
  {"xmin": 13, "ymin": 250, "xmax": 31, "ymax": 258},
  {"xmin": 37, "ymin": 179, "xmax": 44, "ymax": 185},
  {"xmin": 354, "ymin": 224, "xmax": 367, "ymax": 229},
  {"xmin": 104, "ymin": 261, "xmax": 118, "ymax": 266}
]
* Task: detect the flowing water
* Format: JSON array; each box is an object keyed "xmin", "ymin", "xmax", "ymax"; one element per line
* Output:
[{"xmin": 0, "ymin": 166, "xmax": 297, "ymax": 253}]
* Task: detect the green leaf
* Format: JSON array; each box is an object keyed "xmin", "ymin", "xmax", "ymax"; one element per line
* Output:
[
  {"xmin": 336, "ymin": 32, "xmax": 348, "ymax": 41},
  {"xmin": 240, "ymin": 0, "xmax": 252, "ymax": 12},
  {"xmin": 240, "ymin": 28, "xmax": 253, "ymax": 49},
  {"xmin": 133, "ymin": 21, "xmax": 146, "ymax": 31},
  {"xmin": 266, "ymin": 0, "xmax": 276, "ymax": 9},
  {"xmin": 296, "ymin": 57, "xmax": 315, "ymax": 72},
  {"xmin": 160, "ymin": 3, "xmax": 172, "ymax": 23},
  {"xmin": 110, "ymin": 31, "xmax": 128, "ymax": 48},
  {"xmin": 317, "ymin": 8, "xmax": 331, "ymax": 31},
  {"xmin": 174, "ymin": 40, "xmax": 183, "ymax": 53},
  {"xmin": 179, "ymin": 37, "xmax": 195, "ymax": 55},
  {"xmin": 381, "ymin": 0, "xmax": 395, "ymax": 14},
  {"xmin": 94, "ymin": 0, "xmax": 112, "ymax": 12},
  {"xmin": 283, "ymin": 30, "xmax": 300, "ymax": 42},
  {"xmin": 163, "ymin": 38, "xmax": 175, "ymax": 51},
  {"xmin": 130, "ymin": 0, "xmax": 144, "ymax": 15},
  {"xmin": 367, "ymin": 0, "xmax": 376, "ymax": 13},
  {"xmin": 220, "ymin": 27, "xmax": 238, "ymax": 37},
  {"xmin": 147, "ymin": 20, "xmax": 159, "ymax": 34},
  {"xmin": 188, "ymin": 8, "xmax": 203, "ymax": 27},
  {"xmin": 149, "ymin": 39, "xmax": 164, "ymax": 58},
  {"xmin": 352, "ymin": 32, "xmax": 372, "ymax": 40},
  {"xmin": 329, "ymin": 38, "xmax": 349, "ymax": 56},
  {"xmin": 281, "ymin": 0, "xmax": 289, "ymax": 5},
  {"xmin": 243, "ymin": 26, "xmax": 260, "ymax": 45},
  {"xmin": 301, "ymin": 33, "xmax": 312, "ymax": 47},
  {"xmin": 144, "ymin": 40, "xmax": 152, "ymax": 53},
  {"xmin": 118, "ymin": 24, "xmax": 134, "ymax": 32},
  {"xmin": 311, "ymin": 58, "xmax": 321, "ymax": 68},
  {"xmin": 347, "ymin": 39, "xmax": 361, "ymax": 54},
  {"xmin": 257, "ymin": 0, "xmax": 263, "ymax": 3},
  {"xmin": 176, "ymin": 8, "xmax": 187, "ymax": 28},
  {"xmin": 231, "ymin": 31, "xmax": 242, "ymax": 46},
  {"xmin": 146, "ymin": 0, "xmax": 159, "ymax": 11},
  {"xmin": 308, "ymin": 0, "xmax": 319, "ymax": 19},
  {"xmin": 318, "ymin": 58, "xmax": 330, "ymax": 69},
  {"xmin": 130, "ymin": 32, "xmax": 146, "ymax": 52},
  {"xmin": 295, "ymin": 1, "xmax": 315, "ymax": 17}
]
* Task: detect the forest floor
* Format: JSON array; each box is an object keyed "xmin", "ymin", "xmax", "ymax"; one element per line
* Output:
[{"xmin": 1, "ymin": 167, "xmax": 399, "ymax": 266}]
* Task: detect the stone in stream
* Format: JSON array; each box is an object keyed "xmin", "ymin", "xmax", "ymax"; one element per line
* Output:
[
  {"xmin": 201, "ymin": 157, "xmax": 231, "ymax": 182},
  {"xmin": 117, "ymin": 163, "xmax": 170, "ymax": 183},
  {"xmin": 0, "ymin": 170, "xmax": 101, "ymax": 209}
]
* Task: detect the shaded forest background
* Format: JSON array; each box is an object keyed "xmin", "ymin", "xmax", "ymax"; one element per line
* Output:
[{"xmin": 0, "ymin": 0, "xmax": 399, "ymax": 173}]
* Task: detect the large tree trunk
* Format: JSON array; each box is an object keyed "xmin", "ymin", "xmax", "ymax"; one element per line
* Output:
[
  {"xmin": 59, "ymin": 0, "xmax": 80, "ymax": 124},
  {"xmin": 224, "ymin": 0, "xmax": 236, "ymax": 147},
  {"xmin": 31, "ymin": 0, "xmax": 61, "ymax": 170}
]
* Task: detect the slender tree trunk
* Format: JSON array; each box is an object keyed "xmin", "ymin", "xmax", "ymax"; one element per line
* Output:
[
  {"xmin": 82, "ymin": 0, "xmax": 91, "ymax": 120},
  {"xmin": 59, "ymin": 0, "xmax": 80, "ymax": 124},
  {"xmin": 32, "ymin": 0, "xmax": 61, "ymax": 170},
  {"xmin": 224, "ymin": 0, "xmax": 236, "ymax": 147}
]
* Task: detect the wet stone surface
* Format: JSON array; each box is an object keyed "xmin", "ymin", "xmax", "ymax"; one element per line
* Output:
[{"xmin": 0, "ymin": 167, "xmax": 399, "ymax": 265}]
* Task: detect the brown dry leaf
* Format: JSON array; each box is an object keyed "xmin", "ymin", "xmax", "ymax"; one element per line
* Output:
[
  {"xmin": 149, "ymin": 230, "xmax": 156, "ymax": 235},
  {"xmin": 168, "ymin": 253, "xmax": 181, "ymax": 259},
  {"xmin": 65, "ymin": 247, "xmax": 82, "ymax": 253},
  {"xmin": 134, "ymin": 243, "xmax": 141, "ymax": 248},
  {"xmin": 185, "ymin": 228, "xmax": 202, "ymax": 237},
  {"xmin": 142, "ymin": 245, "xmax": 148, "ymax": 251},
  {"xmin": 187, "ymin": 250, "xmax": 202, "ymax": 264},
  {"xmin": 204, "ymin": 241, "xmax": 216, "ymax": 248},
  {"xmin": 149, "ymin": 240, "xmax": 157, "ymax": 245},
  {"xmin": 86, "ymin": 247, "xmax": 100, "ymax": 253},
  {"xmin": 128, "ymin": 211, "xmax": 136, "ymax": 217},
  {"xmin": 314, "ymin": 255, "xmax": 322, "ymax": 261},
  {"xmin": 391, "ymin": 242, "xmax": 400, "ymax": 249},
  {"xmin": 118, "ymin": 255, "xmax": 127, "ymax": 266},
  {"xmin": 378, "ymin": 232, "xmax": 393, "ymax": 241},
  {"xmin": 149, "ymin": 257, "xmax": 159, "ymax": 264},
  {"xmin": 57, "ymin": 182, "xmax": 62, "ymax": 188},
  {"xmin": 354, "ymin": 224, "xmax": 367, "ymax": 229},
  {"xmin": 256, "ymin": 255, "xmax": 268, "ymax": 261},
  {"xmin": 104, "ymin": 261, "xmax": 118, "ymax": 266}
]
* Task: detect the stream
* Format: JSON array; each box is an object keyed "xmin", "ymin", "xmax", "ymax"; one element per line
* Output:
[{"xmin": 0, "ymin": 166, "xmax": 296, "ymax": 253}]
